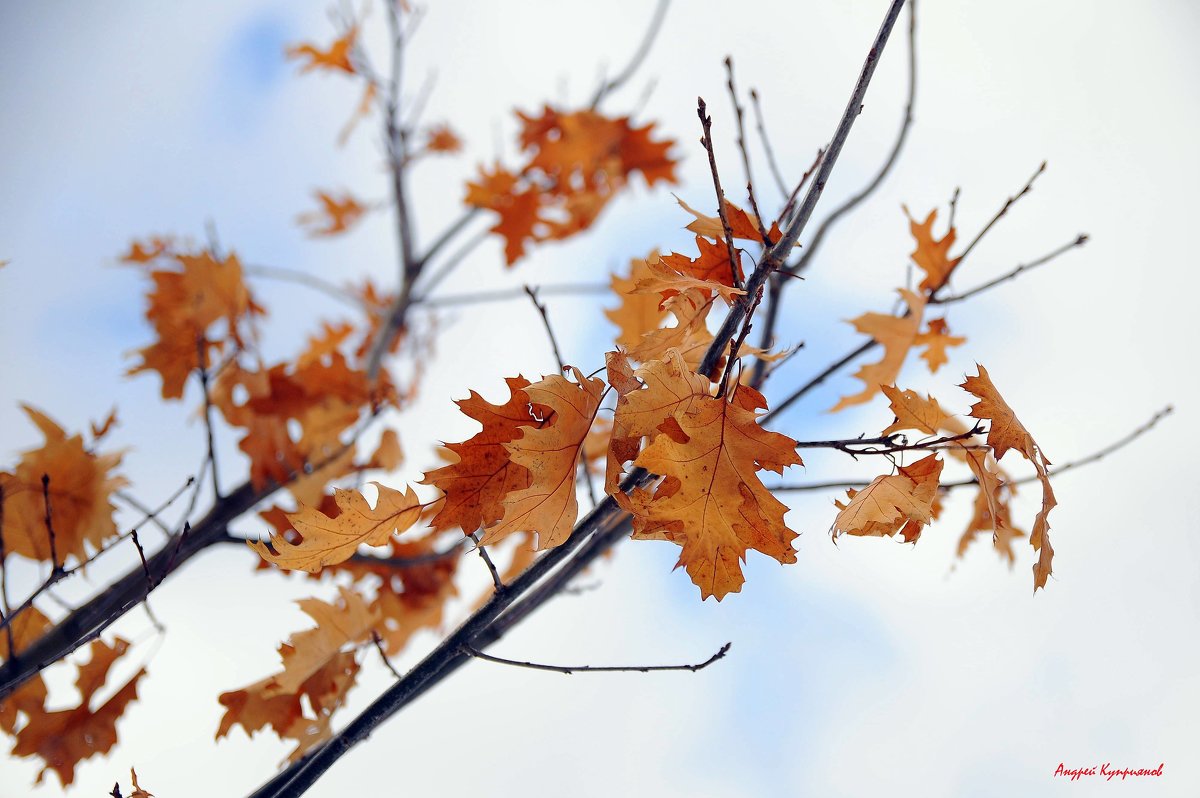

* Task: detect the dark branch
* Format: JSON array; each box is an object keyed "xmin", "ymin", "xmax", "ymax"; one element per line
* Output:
[
  {"xmin": 523, "ymin": 286, "xmax": 567, "ymax": 372},
  {"xmin": 461, "ymin": 641, "xmax": 731, "ymax": 675},
  {"xmin": 697, "ymin": 97, "xmax": 743, "ymax": 289},
  {"xmin": 696, "ymin": 0, "xmax": 908, "ymax": 380},
  {"xmin": 931, "ymin": 234, "xmax": 1088, "ymax": 305}
]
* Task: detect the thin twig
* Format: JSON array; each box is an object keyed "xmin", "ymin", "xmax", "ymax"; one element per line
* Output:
[
  {"xmin": 0, "ymin": 486, "xmax": 13, "ymax": 656},
  {"xmin": 523, "ymin": 286, "xmax": 566, "ymax": 372},
  {"xmin": 461, "ymin": 641, "xmax": 731, "ymax": 675},
  {"xmin": 724, "ymin": 57, "xmax": 771, "ymax": 245},
  {"xmin": 773, "ymin": 406, "xmax": 1173, "ymax": 492},
  {"xmin": 787, "ymin": 0, "xmax": 917, "ymax": 278},
  {"xmin": 41, "ymin": 475, "xmax": 60, "ymax": 572},
  {"xmin": 418, "ymin": 282, "xmax": 608, "ymax": 309},
  {"xmin": 748, "ymin": 88, "xmax": 789, "ymax": 200},
  {"xmin": 932, "ymin": 161, "xmax": 1047, "ymax": 298},
  {"xmin": 931, "ymin": 234, "xmax": 1088, "ymax": 305},
  {"xmin": 371, "ymin": 631, "xmax": 403, "ymax": 680},
  {"xmin": 696, "ymin": 0, "xmax": 908, "ymax": 380},
  {"xmin": 196, "ymin": 336, "xmax": 222, "ymax": 500},
  {"xmin": 697, "ymin": 97, "xmax": 743, "ymax": 290},
  {"xmin": 469, "ymin": 532, "xmax": 504, "ymax": 593},
  {"xmin": 948, "ymin": 186, "xmax": 961, "ymax": 229},
  {"xmin": 243, "ymin": 264, "xmax": 367, "ymax": 309},
  {"xmin": 589, "ymin": 0, "xmax": 671, "ymax": 108}
]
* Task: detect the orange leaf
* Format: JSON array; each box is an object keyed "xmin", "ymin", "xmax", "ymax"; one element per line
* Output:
[
  {"xmin": 961, "ymin": 364, "xmax": 1057, "ymax": 591},
  {"xmin": 604, "ymin": 254, "xmax": 669, "ymax": 349},
  {"xmin": 297, "ymin": 190, "xmax": 368, "ymax": 237},
  {"xmin": 482, "ymin": 368, "xmax": 605, "ymax": 549},
  {"xmin": 286, "ymin": 28, "xmax": 358, "ymax": 75},
  {"xmin": 830, "ymin": 288, "xmax": 926, "ymax": 412},
  {"xmin": 0, "ymin": 406, "xmax": 127, "ymax": 564},
  {"xmin": 632, "ymin": 385, "xmax": 802, "ymax": 600},
  {"xmin": 251, "ymin": 483, "xmax": 424, "ymax": 572},
  {"xmin": 832, "ymin": 454, "xmax": 944, "ymax": 543},
  {"xmin": 906, "ymin": 207, "xmax": 961, "ymax": 293},
  {"xmin": 11, "ymin": 638, "xmax": 145, "ymax": 787},
  {"xmin": 421, "ymin": 377, "xmax": 545, "ymax": 535}
]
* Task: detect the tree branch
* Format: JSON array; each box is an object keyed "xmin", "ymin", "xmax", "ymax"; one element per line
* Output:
[
  {"xmin": 461, "ymin": 641, "xmax": 731, "ymax": 675},
  {"xmin": 696, "ymin": 0, "xmax": 908, "ymax": 380}
]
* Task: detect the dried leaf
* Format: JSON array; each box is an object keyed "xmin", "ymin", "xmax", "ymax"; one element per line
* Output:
[{"xmin": 482, "ymin": 368, "xmax": 605, "ymax": 549}]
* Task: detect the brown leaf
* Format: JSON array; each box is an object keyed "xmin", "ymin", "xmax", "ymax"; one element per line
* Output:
[
  {"xmin": 632, "ymin": 385, "xmax": 802, "ymax": 600},
  {"xmin": 251, "ymin": 483, "xmax": 423, "ymax": 572},
  {"xmin": 961, "ymin": 364, "xmax": 1057, "ymax": 591},
  {"xmin": 0, "ymin": 406, "xmax": 128, "ymax": 564},
  {"xmin": 832, "ymin": 454, "xmax": 944, "ymax": 543},
  {"xmin": 482, "ymin": 368, "xmax": 605, "ymax": 549}
]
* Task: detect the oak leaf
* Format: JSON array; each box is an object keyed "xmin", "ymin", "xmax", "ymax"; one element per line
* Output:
[
  {"xmin": 605, "ymin": 255, "xmax": 669, "ymax": 349},
  {"xmin": 914, "ymin": 317, "xmax": 966, "ymax": 373},
  {"xmin": 297, "ymin": 190, "xmax": 368, "ymax": 237},
  {"xmin": 268, "ymin": 586, "xmax": 379, "ymax": 695},
  {"xmin": 251, "ymin": 483, "xmax": 424, "ymax": 572},
  {"xmin": 11, "ymin": 638, "xmax": 145, "ymax": 786},
  {"xmin": 421, "ymin": 377, "xmax": 546, "ymax": 534},
  {"xmin": 482, "ymin": 368, "xmax": 605, "ymax": 549},
  {"xmin": 286, "ymin": 28, "xmax": 358, "ymax": 75},
  {"xmin": 676, "ymin": 196, "xmax": 782, "ymax": 243},
  {"xmin": 0, "ymin": 406, "xmax": 127, "ymax": 564},
  {"xmin": 906, "ymin": 207, "xmax": 961, "ymax": 293},
  {"xmin": 830, "ymin": 288, "xmax": 926, "ymax": 412},
  {"xmin": 961, "ymin": 365, "xmax": 1057, "ymax": 591},
  {"xmin": 831, "ymin": 454, "xmax": 944, "ymax": 543},
  {"xmin": 632, "ymin": 385, "xmax": 802, "ymax": 600}
]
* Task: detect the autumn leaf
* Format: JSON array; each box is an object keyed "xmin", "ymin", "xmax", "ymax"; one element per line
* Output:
[
  {"xmin": 0, "ymin": 405, "xmax": 127, "ymax": 564},
  {"xmin": 604, "ymin": 254, "xmax": 670, "ymax": 349},
  {"xmin": 251, "ymin": 483, "xmax": 424, "ymax": 572},
  {"xmin": 11, "ymin": 638, "xmax": 145, "ymax": 787},
  {"xmin": 961, "ymin": 364, "xmax": 1057, "ymax": 591},
  {"xmin": 127, "ymin": 767, "xmax": 154, "ymax": 798},
  {"xmin": 297, "ymin": 190, "xmax": 369, "ymax": 237},
  {"xmin": 653, "ymin": 237, "xmax": 747, "ymax": 293},
  {"xmin": 466, "ymin": 106, "xmax": 675, "ymax": 265},
  {"xmin": 632, "ymin": 384, "xmax": 802, "ymax": 600},
  {"xmin": 217, "ymin": 649, "xmax": 360, "ymax": 765},
  {"xmin": 832, "ymin": 454, "xmax": 944, "ymax": 543},
  {"xmin": 267, "ymin": 586, "xmax": 378, "ymax": 695},
  {"xmin": 371, "ymin": 533, "xmax": 460, "ymax": 655},
  {"xmin": 676, "ymin": 196, "xmax": 782, "ymax": 244},
  {"xmin": 421, "ymin": 376, "xmax": 547, "ymax": 535},
  {"xmin": 127, "ymin": 249, "xmax": 263, "ymax": 399},
  {"xmin": 423, "ymin": 124, "xmax": 463, "ymax": 154},
  {"xmin": 286, "ymin": 28, "xmax": 358, "ymax": 75},
  {"xmin": 905, "ymin": 207, "xmax": 961, "ymax": 293},
  {"xmin": 880, "ymin": 385, "xmax": 953, "ymax": 436},
  {"xmin": 482, "ymin": 368, "xmax": 605, "ymax": 549},
  {"xmin": 914, "ymin": 317, "xmax": 966, "ymax": 373},
  {"xmin": 830, "ymin": 288, "xmax": 926, "ymax": 412}
]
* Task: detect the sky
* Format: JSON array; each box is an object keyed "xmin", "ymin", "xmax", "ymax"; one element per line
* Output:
[{"xmin": 2, "ymin": 1, "xmax": 1200, "ymax": 796}]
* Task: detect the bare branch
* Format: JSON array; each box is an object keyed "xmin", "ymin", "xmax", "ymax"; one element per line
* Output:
[
  {"xmin": 196, "ymin": 336, "xmax": 222, "ymax": 500},
  {"xmin": 696, "ymin": 97, "xmax": 743, "ymax": 289},
  {"xmin": 243, "ymin": 264, "xmax": 368, "ymax": 310},
  {"xmin": 469, "ymin": 532, "xmax": 504, "ymax": 593},
  {"xmin": 931, "ymin": 234, "xmax": 1088, "ymax": 305},
  {"xmin": 589, "ymin": 0, "xmax": 671, "ymax": 108},
  {"xmin": 748, "ymin": 88, "xmax": 789, "ymax": 200},
  {"xmin": 697, "ymin": 0, "xmax": 909, "ymax": 380},
  {"xmin": 724, "ymin": 57, "xmax": 771, "ymax": 245},
  {"xmin": 371, "ymin": 631, "xmax": 402, "ymax": 680},
  {"xmin": 461, "ymin": 641, "xmax": 731, "ymax": 675},
  {"xmin": 523, "ymin": 286, "xmax": 567, "ymax": 373},
  {"xmin": 417, "ymin": 282, "xmax": 609, "ymax": 309},
  {"xmin": 773, "ymin": 406, "xmax": 1173, "ymax": 492},
  {"xmin": 787, "ymin": 0, "xmax": 917, "ymax": 277}
]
